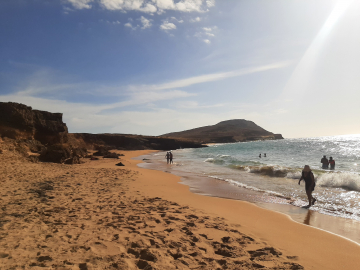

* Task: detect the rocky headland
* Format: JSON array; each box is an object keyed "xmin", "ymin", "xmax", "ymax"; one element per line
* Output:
[{"xmin": 161, "ymin": 119, "xmax": 283, "ymax": 143}]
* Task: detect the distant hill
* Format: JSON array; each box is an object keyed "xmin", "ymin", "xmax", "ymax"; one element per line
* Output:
[{"xmin": 160, "ymin": 119, "xmax": 283, "ymax": 143}]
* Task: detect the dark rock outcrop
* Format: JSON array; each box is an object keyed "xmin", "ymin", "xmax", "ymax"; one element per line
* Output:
[
  {"xmin": 39, "ymin": 144, "xmax": 72, "ymax": 163},
  {"xmin": 64, "ymin": 156, "xmax": 81, "ymax": 164},
  {"xmin": 0, "ymin": 102, "xmax": 68, "ymax": 145},
  {"xmin": 93, "ymin": 147, "xmax": 111, "ymax": 156},
  {"xmin": 103, "ymin": 152, "xmax": 120, "ymax": 159},
  {"xmin": 39, "ymin": 144, "xmax": 84, "ymax": 164},
  {"xmin": 161, "ymin": 119, "xmax": 284, "ymax": 143}
]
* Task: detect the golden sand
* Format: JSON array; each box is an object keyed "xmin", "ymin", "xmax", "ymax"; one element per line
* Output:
[{"xmin": 1, "ymin": 146, "xmax": 359, "ymax": 269}]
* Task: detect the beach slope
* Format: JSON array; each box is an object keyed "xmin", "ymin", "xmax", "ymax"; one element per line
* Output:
[{"xmin": 1, "ymin": 147, "xmax": 359, "ymax": 269}]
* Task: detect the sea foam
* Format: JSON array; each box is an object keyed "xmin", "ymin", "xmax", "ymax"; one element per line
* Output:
[{"xmin": 317, "ymin": 172, "xmax": 360, "ymax": 191}]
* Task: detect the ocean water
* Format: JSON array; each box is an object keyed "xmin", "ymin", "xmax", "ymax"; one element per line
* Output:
[{"xmin": 143, "ymin": 134, "xmax": 360, "ymax": 221}]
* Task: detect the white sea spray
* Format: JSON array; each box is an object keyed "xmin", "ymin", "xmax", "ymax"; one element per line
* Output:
[{"xmin": 317, "ymin": 172, "xmax": 360, "ymax": 191}]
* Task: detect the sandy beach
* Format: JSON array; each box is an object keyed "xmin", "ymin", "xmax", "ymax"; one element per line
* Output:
[{"xmin": 1, "ymin": 144, "xmax": 360, "ymax": 269}]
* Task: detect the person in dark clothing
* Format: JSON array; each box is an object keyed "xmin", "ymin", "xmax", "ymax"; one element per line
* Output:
[
  {"xmin": 169, "ymin": 151, "xmax": 173, "ymax": 164},
  {"xmin": 165, "ymin": 152, "xmax": 170, "ymax": 164},
  {"xmin": 321, "ymin": 155, "xmax": 329, "ymax": 169},
  {"xmin": 329, "ymin": 157, "xmax": 335, "ymax": 170},
  {"xmin": 298, "ymin": 165, "xmax": 316, "ymax": 207}
]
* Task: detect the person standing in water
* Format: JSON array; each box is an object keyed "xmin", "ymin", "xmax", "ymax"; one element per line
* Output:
[
  {"xmin": 329, "ymin": 157, "xmax": 335, "ymax": 170},
  {"xmin": 264, "ymin": 153, "xmax": 266, "ymax": 157},
  {"xmin": 259, "ymin": 153, "xmax": 261, "ymax": 158},
  {"xmin": 298, "ymin": 165, "xmax": 316, "ymax": 207},
  {"xmin": 165, "ymin": 152, "xmax": 170, "ymax": 164},
  {"xmin": 169, "ymin": 151, "xmax": 173, "ymax": 164},
  {"xmin": 321, "ymin": 155, "xmax": 329, "ymax": 169}
]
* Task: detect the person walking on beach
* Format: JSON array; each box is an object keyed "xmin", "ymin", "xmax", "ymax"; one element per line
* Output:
[
  {"xmin": 329, "ymin": 157, "xmax": 335, "ymax": 170},
  {"xmin": 298, "ymin": 165, "xmax": 316, "ymax": 208},
  {"xmin": 169, "ymin": 151, "xmax": 173, "ymax": 164},
  {"xmin": 165, "ymin": 152, "xmax": 170, "ymax": 164},
  {"xmin": 321, "ymin": 155, "xmax": 329, "ymax": 169}
]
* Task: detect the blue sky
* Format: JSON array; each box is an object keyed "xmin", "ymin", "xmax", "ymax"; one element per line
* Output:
[{"xmin": 1, "ymin": 0, "xmax": 359, "ymax": 137}]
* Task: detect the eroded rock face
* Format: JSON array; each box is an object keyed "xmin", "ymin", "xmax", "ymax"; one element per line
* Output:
[
  {"xmin": 0, "ymin": 102, "xmax": 68, "ymax": 145},
  {"xmin": 39, "ymin": 144, "xmax": 72, "ymax": 163}
]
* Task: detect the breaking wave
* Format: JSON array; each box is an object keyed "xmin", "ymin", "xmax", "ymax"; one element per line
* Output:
[
  {"xmin": 202, "ymin": 153, "xmax": 360, "ymax": 192},
  {"xmin": 208, "ymin": 175, "xmax": 291, "ymax": 200},
  {"xmin": 317, "ymin": 172, "xmax": 360, "ymax": 191}
]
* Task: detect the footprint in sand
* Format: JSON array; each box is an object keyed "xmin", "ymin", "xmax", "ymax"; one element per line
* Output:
[{"xmin": 89, "ymin": 241, "xmax": 123, "ymax": 255}]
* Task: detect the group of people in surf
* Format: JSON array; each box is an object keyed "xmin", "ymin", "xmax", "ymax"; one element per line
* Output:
[
  {"xmin": 320, "ymin": 155, "xmax": 336, "ymax": 170},
  {"xmin": 299, "ymin": 155, "xmax": 336, "ymax": 208},
  {"xmin": 258, "ymin": 153, "xmax": 266, "ymax": 158},
  {"xmin": 165, "ymin": 151, "xmax": 173, "ymax": 164}
]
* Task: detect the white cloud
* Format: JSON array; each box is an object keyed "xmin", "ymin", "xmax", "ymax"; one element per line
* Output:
[
  {"xmin": 155, "ymin": 0, "xmax": 176, "ymax": 10},
  {"xmin": 99, "ymin": 0, "xmax": 157, "ymax": 12},
  {"xmin": 160, "ymin": 21, "xmax": 176, "ymax": 31},
  {"xmin": 113, "ymin": 89, "xmax": 196, "ymax": 107},
  {"xmin": 124, "ymin": 19, "xmax": 141, "ymax": 30},
  {"xmin": 124, "ymin": 22, "xmax": 135, "ymax": 29},
  {"xmin": 139, "ymin": 16, "xmax": 152, "ymax": 29},
  {"xmin": 66, "ymin": 0, "xmax": 94, "ymax": 9},
  {"xmin": 194, "ymin": 26, "xmax": 216, "ymax": 42},
  {"xmin": 173, "ymin": 0, "xmax": 203, "ymax": 12},
  {"xmin": 174, "ymin": 100, "xmax": 223, "ymax": 109},
  {"xmin": 206, "ymin": 0, "xmax": 215, "ymax": 8},
  {"xmin": 9, "ymin": 62, "xmax": 289, "ymax": 102},
  {"xmin": 190, "ymin": 16, "xmax": 201, "ymax": 22},
  {"xmin": 129, "ymin": 62, "xmax": 290, "ymax": 92},
  {"xmin": 66, "ymin": 0, "xmax": 215, "ymax": 13},
  {"xmin": 171, "ymin": 17, "xmax": 184, "ymax": 23},
  {"xmin": 63, "ymin": 6, "xmax": 74, "ymax": 14}
]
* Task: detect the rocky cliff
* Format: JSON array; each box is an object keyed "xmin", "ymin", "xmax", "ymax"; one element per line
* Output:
[
  {"xmin": 161, "ymin": 119, "xmax": 284, "ymax": 143},
  {"xmin": 0, "ymin": 102, "xmax": 68, "ymax": 145}
]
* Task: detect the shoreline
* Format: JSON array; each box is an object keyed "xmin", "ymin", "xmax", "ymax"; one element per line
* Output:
[
  {"xmin": 128, "ymin": 150, "xmax": 360, "ymax": 269},
  {"xmin": 138, "ymin": 151, "xmax": 360, "ymax": 245}
]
